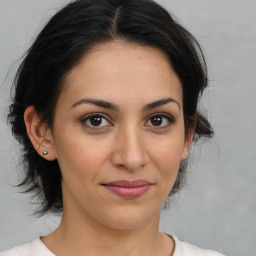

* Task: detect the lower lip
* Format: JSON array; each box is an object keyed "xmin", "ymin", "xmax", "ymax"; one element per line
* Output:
[{"xmin": 103, "ymin": 185, "xmax": 151, "ymax": 198}]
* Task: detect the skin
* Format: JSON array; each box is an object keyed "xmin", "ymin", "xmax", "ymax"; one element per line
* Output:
[{"xmin": 24, "ymin": 40, "xmax": 193, "ymax": 256}]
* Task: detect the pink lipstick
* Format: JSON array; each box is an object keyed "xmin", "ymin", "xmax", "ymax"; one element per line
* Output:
[{"xmin": 103, "ymin": 180, "xmax": 152, "ymax": 198}]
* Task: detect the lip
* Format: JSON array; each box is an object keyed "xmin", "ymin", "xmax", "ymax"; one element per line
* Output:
[{"xmin": 102, "ymin": 180, "xmax": 152, "ymax": 198}]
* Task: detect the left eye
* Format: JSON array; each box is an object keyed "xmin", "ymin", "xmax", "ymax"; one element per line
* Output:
[
  {"xmin": 81, "ymin": 114, "xmax": 111, "ymax": 129},
  {"xmin": 145, "ymin": 114, "xmax": 175, "ymax": 128}
]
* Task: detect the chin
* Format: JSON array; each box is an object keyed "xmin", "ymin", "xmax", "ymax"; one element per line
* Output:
[{"xmin": 96, "ymin": 206, "xmax": 160, "ymax": 231}]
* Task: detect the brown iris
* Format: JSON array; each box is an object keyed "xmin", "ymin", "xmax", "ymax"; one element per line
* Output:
[
  {"xmin": 90, "ymin": 116, "xmax": 102, "ymax": 126},
  {"xmin": 151, "ymin": 116, "xmax": 162, "ymax": 126}
]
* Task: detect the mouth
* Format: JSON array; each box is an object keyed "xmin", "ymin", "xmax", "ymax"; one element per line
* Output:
[{"xmin": 102, "ymin": 180, "xmax": 152, "ymax": 198}]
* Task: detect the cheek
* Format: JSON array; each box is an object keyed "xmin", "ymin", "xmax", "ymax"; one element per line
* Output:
[
  {"xmin": 54, "ymin": 132, "xmax": 111, "ymax": 178},
  {"xmin": 150, "ymin": 135, "xmax": 185, "ymax": 177}
]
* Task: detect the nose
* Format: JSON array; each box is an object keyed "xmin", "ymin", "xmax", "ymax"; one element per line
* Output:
[{"xmin": 110, "ymin": 125, "xmax": 149, "ymax": 172}]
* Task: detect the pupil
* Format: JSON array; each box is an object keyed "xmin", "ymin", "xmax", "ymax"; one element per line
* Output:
[
  {"xmin": 90, "ymin": 116, "xmax": 102, "ymax": 126},
  {"xmin": 152, "ymin": 116, "xmax": 162, "ymax": 126}
]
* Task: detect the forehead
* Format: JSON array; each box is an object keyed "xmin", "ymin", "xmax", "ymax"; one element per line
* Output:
[{"xmin": 60, "ymin": 40, "xmax": 183, "ymax": 108}]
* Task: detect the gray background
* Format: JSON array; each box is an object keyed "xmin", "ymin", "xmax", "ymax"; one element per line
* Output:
[{"xmin": 0, "ymin": 0, "xmax": 255, "ymax": 255}]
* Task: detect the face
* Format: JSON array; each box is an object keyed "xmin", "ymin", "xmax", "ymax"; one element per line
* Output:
[{"xmin": 49, "ymin": 41, "xmax": 191, "ymax": 230}]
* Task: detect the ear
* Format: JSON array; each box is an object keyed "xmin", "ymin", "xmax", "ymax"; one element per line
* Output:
[
  {"xmin": 181, "ymin": 124, "xmax": 195, "ymax": 161},
  {"xmin": 24, "ymin": 106, "xmax": 57, "ymax": 161}
]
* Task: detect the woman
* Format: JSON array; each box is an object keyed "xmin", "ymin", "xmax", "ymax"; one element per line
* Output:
[{"xmin": 1, "ymin": 0, "xmax": 226, "ymax": 255}]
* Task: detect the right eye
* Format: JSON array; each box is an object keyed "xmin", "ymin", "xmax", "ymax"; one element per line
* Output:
[{"xmin": 81, "ymin": 113, "xmax": 112, "ymax": 129}]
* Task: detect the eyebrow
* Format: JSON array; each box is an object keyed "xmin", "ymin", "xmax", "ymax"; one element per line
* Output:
[
  {"xmin": 142, "ymin": 98, "xmax": 180, "ymax": 111},
  {"xmin": 71, "ymin": 98, "xmax": 118, "ymax": 110},
  {"xmin": 71, "ymin": 97, "xmax": 180, "ymax": 111}
]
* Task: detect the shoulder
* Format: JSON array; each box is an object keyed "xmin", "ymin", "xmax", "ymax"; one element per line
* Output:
[
  {"xmin": 170, "ymin": 234, "xmax": 226, "ymax": 256},
  {"xmin": 0, "ymin": 242, "xmax": 31, "ymax": 256},
  {"xmin": 0, "ymin": 238, "xmax": 55, "ymax": 256}
]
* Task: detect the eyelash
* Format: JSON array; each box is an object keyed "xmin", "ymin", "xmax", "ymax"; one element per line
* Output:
[
  {"xmin": 145, "ymin": 113, "xmax": 175, "ymax": 129},
  {"xmin": 80, "ymin": 112, "xmax": 175, "ymax": 130},
  {"xmin": 80, "ymin": 113, "xmax": 112, "ymax": 130}
]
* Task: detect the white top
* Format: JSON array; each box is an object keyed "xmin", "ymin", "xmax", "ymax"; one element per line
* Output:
[{"xmin": 0, "ymin": 235, "xmax": 226, "ymax": 256}]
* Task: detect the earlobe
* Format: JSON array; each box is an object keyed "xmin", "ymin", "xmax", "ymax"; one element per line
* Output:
[
  {"xmin": 181, "ymin": 127, "xmax": 195, "ymax": 161},
  {"xmin": 181, "ymin": 150, "xmax": 189, "ymax": 161},
  {"xmin": 24, "ymin": 106, "xmax": 57, "ymax": 161}
]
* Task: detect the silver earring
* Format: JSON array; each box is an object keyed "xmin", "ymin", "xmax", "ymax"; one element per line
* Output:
[{"xmin": 43, "ymin": 150, "xmax": 48, "ymax": 155}]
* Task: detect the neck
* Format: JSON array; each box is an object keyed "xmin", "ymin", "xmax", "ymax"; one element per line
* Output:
[{"xmin": 42, "ymin": 208, "xmax": 174, "ymax": 256}]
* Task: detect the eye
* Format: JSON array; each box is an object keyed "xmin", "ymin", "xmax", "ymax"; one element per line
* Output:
[
  {"xmin": 145, "ymin": 113, "xmax": 175, "ymax": 128},
  {"xmin": 81, "ymin": 113, "xmax": 111, "ymax": 129}
]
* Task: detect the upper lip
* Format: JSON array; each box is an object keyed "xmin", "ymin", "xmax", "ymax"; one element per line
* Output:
[{"xmin": 103, "ymin": 179, "xmax": 152, "ymax": 187}]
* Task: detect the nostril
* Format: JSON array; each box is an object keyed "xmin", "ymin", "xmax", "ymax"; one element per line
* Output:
[{"xmin": 110, "ymin": 130, "xmax": 149, "ymax": 171}]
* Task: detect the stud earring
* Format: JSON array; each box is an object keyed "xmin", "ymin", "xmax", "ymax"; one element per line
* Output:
[{"xmin": 43, "ymin": 150, "xmax": 48, "ymax": 156}]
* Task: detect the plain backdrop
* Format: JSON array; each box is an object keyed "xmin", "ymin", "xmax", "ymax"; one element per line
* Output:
[{"xmin": 0, "ymin": 1, "xmax": 255, "ymax": 255}]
